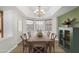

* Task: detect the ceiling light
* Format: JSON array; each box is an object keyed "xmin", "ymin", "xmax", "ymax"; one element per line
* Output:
[{"xmin": 34, "ymin": 6, "xmax": 45, "ymax": 17}]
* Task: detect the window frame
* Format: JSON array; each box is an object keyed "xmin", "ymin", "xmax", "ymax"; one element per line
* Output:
[{"xmin": 0, "ymin": 11, "xmax": 3, "ymax": 38}]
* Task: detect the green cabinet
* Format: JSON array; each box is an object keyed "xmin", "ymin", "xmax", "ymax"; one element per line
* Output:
[{"xmin": 59, "ymin": 27, "xmax": 79, "ymax": 53}]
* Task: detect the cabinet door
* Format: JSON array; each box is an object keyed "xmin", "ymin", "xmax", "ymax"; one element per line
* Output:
[
  {"xmin": 64, "ymin": 30, "xmax": 71, "ymax": 49},
  {"xmin": 59, "ymin": 30, "xmax": 64, "ymax": 46}
]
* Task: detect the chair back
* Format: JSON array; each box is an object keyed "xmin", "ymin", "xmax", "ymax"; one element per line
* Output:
[
  {"xmin": 47, "ymin": 31, "xmax": 50, "ymax": 37},
  {"xmin": 27, "ymin": 32, "xmax": 31, "ymax": 39},
  {"xmin": 51, "ymin": 33, "xmax": 57, "ymax": 42},
  {"xmin": 20, "ymin": 34, "xmax": 28, "ymax": 45}
]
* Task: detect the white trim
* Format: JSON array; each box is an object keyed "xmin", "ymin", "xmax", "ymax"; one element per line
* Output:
[
  {"xmin": 7, "ymin": 44, "xmax": 17, "ymax": 53},
  {"xmin": 7, "ymin": 39, "xmax": 22, "ymax": 53},
  {"xmin": 17, "ymin": 39, "xmax": 22, "ymax": 44}
]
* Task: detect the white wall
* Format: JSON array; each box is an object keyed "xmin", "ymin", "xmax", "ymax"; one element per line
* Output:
[
  {"xmin": 0, "ymin": 7, "xmax": 24, "ymax": 52},
  {"xmin": 3, "ymin": 10, "xmax": 13, "ymax": 37}
]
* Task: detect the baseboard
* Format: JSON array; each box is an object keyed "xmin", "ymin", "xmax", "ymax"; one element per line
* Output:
[
  {"xmin": 7, "ymin": 40, "xmax": 22, "ymax": 53},
  {"xmin": 17, "ymin": 39, "xmax": 22, "ymax": 44},
  {"xmin": 7, "ymin": 44, "xmax": 17, "ymax": 53}
]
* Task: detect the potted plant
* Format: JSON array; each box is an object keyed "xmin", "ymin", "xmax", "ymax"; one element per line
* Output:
[
  {"xmin": 37, "ymin": 32, "xmax": 43, "ymax": 38},
  {"xmin": 62, "ymin": 18, "xmax": 77, "ymax": 27}
]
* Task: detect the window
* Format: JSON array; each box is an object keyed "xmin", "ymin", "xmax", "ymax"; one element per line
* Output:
[
  {"xmin": 35, "ymin": 21, "xmax": 44, "ymax": 31},
  {"xmin": 26, "ymin": 20, "xmax": 52, "ymax": 32},
  {"xmin": 45, "ymin": 20, "xmax": 52, "ymax": 31},
  {"xmin": 0, "ymin": 11, "xmax": 3, "ymax": 38},
  {"xmin": 26, "ymin": 20, "xmax": 34, "ymax": 32}
]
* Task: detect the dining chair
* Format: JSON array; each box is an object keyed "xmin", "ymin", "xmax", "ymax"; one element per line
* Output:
[
  {"xmin": 50, "ymin": 33, "xmax": 57, "ymax": 52},
  {"xmin": 27, "ymin": 32, "xmax": 31, "ymax": 39},
  {"xmin": 20, "ymin": 34, "xmax": 30, "ymax": 53},
  {"xmin": 47, "ymin": 31, "xmax": 50, "ymax": 37}
]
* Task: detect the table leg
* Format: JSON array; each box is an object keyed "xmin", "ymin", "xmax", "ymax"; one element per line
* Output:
[
  {"xmin": 53, "ymin": 43, "xmax": 55, "ymax": 53},
  {"xmin": 29, "ymin": 45, "xmax": 32, "ymax": 53},
  {"xmin": 49, "ymin": 43, "xmax": 52, "ymax": 53}
]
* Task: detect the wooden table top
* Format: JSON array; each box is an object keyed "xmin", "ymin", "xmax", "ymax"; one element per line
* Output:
[{"xmin": 28, "ymin": 34, "xmax": 52, "ymax": 42}]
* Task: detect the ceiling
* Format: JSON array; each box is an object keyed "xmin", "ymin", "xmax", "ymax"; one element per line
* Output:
[
  {"xmin": 17, "ymin": 6, "xmax": 61, "ymax": 20},
  {"xmin": 0, "ymin": 6, "xmax": 77, "ymax": 21},
  {"xmin": 16, "ymin": 6, "xmax": 77, "ymax": 20}
]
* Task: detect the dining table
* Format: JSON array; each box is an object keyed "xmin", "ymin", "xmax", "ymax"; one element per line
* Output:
[{"xmin": 27, "ymin": 34, "xmax": 53, "ymax": 53}]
